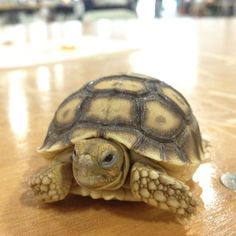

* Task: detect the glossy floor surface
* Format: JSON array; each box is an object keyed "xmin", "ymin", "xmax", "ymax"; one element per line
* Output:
[{"xmin": 1, "ymin": 18, "xmax": 236, "ymax": 236}]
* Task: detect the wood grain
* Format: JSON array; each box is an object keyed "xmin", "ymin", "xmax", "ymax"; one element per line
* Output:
[{"xmin": 1, "ymin": 18, "xmax": 236, "ymax": 236}]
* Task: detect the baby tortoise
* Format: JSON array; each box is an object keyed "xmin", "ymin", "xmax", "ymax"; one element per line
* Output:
[{"xmin": 29, "ymin": 74, "xmax": 206, "ymax": 218}]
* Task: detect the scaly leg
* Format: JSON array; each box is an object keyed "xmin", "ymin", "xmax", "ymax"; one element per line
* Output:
[
  {"xmin": 29, "ymin": 152, "xmax": 73, "ymax": 203},
  {"xmin": 130, "ymin": 162, "xmax": 197, "ymax": 218}
]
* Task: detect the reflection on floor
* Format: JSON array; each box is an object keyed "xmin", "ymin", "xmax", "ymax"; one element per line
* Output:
[{"xmin": 0, "ymin": 20, "xmax": 139, "ymax": 68}]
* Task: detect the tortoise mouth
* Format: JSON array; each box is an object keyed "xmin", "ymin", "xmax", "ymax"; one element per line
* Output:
[
  {"xmin": 76, "ymin": 173, "xmax": 112, "ymax": 189},
  {"xmin": 73, "ymin": 167, "xmax": 117, "ymax": 189}
]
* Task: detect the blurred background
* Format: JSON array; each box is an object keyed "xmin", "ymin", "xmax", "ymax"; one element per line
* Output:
[{"xmin": 0, "ymin": 0, "xmax": 236, "ymax": 68}]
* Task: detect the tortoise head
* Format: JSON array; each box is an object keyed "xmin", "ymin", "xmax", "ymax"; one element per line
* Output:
[{"xmin": 72, "ymin": 138, "xmax": 129, "ymax": 190}]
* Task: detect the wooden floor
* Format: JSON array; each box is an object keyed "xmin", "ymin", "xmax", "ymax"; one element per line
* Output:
[{"xmin": 1, "ymin": 18, "xmax": 236, "ymax": 236}]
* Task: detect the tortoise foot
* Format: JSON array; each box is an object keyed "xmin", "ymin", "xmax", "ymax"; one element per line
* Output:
[
  {"xmin": 28, "ymin": 163, "xmax": 73, "ymax": 203},
  {"xmin": 131, "ymin": 162, "xmax": 197, "ymax": 218}
]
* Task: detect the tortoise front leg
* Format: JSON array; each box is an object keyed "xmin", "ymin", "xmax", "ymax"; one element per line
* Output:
[
  {"xmin": 130, "ymin": 162, "xmax": 197, "ymax": 218},
  {"xmin": 28, "ymin": 151, "xmax": 73, "ymax": 203}
]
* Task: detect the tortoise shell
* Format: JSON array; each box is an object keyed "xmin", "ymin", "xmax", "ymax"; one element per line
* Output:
[{"xmin": 39, "ymin": 74, "xmax": 204, "ymax": 166}]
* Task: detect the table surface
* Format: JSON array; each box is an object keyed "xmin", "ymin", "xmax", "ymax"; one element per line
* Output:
[{"xmin": 1, "ymin": 18, "xmax": 236, "ymax": 236}]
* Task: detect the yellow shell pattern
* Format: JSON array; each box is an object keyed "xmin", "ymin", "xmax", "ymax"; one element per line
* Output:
[{"xmin": 40, "ymin": 74, "xmax": 204, "ymax": 166}]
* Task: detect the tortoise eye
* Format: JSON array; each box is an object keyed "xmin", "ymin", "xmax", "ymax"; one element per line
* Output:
[{"xmin": 101, "ymin": 153, "xmax": 117, "ymax": 168}]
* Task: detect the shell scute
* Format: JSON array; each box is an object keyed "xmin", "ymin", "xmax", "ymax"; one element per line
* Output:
[
  {"xmin": 161, "ymin": 86, "xmax": 191, "ymax": 117},
  {"xmin": 141, "ymin": 99, "xmax": 184, "ymax": 139},
  {"xmin": 87, "ymin": 74, "xmax": 153, "ymax": 94},
  {"xmin": 92, "ymin": 77, "xmax": 147, "ymax": 94},
  {"xmin": 82, "ymin": 96, "xmax": 136, "ymax": 126},
  {"xmin": 55, "ymin": 97, "xmax": 82, "ymax": 125}
]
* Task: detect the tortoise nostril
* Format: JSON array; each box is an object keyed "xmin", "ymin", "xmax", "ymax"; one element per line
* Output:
[{"xmin": 78, "ymin": 155, "xmax": 94, "ymax": 168}]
